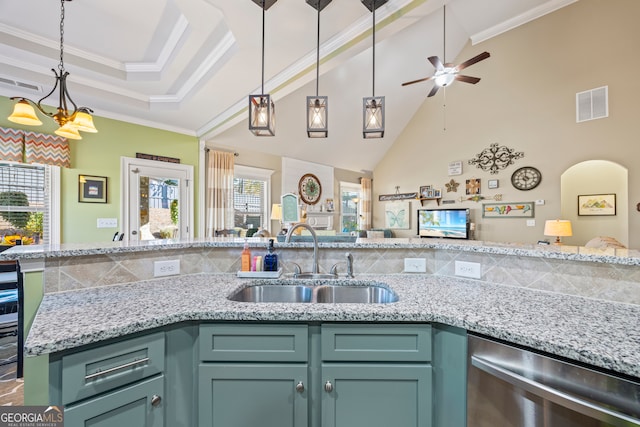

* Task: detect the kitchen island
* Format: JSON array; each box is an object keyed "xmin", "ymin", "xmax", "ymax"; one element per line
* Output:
[{"xmin": 3, "ymin": 238, "xmax": 639, "ymax": 426}]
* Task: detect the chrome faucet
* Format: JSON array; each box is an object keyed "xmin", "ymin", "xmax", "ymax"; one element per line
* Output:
[{"xmin": 285, "ymin": 223, "xmax": 319, "ymax": 274}]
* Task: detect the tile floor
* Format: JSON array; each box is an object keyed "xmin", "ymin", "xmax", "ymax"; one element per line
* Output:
[{"xmin": 0, "ymin": 334, "xmax": 23, "ymax": 406}]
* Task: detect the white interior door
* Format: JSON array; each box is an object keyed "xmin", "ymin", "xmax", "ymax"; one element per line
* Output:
[{"xmin": 121, "ymin": 157, "xmax": 193, "ymax": 243}]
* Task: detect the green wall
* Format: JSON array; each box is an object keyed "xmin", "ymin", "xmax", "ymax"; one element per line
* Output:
[{"xmin": 0, "ymin": 96, "xmax": 200, "ymax": 243}]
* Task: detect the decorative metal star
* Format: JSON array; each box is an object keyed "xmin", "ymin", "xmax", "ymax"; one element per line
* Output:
[{"xmin": 445, "ymin": 179, "xmax": 459, "ymax": 192}]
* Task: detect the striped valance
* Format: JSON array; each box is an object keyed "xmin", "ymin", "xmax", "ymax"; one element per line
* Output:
[{"xmin": 0, "ymin": 126, "xmax": 70, "ymax": 168}]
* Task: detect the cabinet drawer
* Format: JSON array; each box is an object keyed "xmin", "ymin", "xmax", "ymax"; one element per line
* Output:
[
  {"xmin": 61, "ymin": 332, "xmax": 165, "ymax": 405},
  {"xmin": 65, "ymin": 375, "xmax": 164, "ymax": 427},
  {"xmin": 199, "ymin": 323, "xmax": 308, "ymax": 362},
  {"xmin": 321, "ymin": 324, "xmax": 431, "ymax": 362}
]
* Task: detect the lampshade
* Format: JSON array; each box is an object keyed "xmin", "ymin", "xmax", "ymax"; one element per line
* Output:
[
  {"xmin": 363, "ymin": 96, "xmax": 385, "ymax": 138},
  {"xmin": 271, "ymin": 203, "xmax": 282, "ymax": 221},
  {"xmin": 55, "ymin": 122, "xmax": 82, "ymax": 140},
  {"xmin": 249, "ymin": 94, "xmax": 276, "ymax": 136},
  {"xmin": 307, "ymin": 96, "xmax": 328, "ymax": 137},
  {"xmin": 544, "ymin": 219, "xmax": 572, "ymax": 244},
  {"xmin": 72, "ymin": 109, "xmax": 98, "ymax": 133},
  {"xmin": 8, "ymin": 100, "xmax": 43, "ymax": 126}
]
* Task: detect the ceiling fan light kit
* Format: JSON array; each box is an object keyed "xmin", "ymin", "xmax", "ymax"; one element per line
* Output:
[
  {"xmin": 7, "ymin": 0, "xmax": 98, "ymax": 140},
  {"xmin": 306, "ymin": 0, "xmax": 331, "ymax": 138},
  {"xmin": 362, "ymin": 0, "xmax": 387, "ymax": 139},
  {"xmin": 401, "ymin": 5, "xmax": 490, "ymax": 98},
  {"xmin": 249, "ymin": 0, "xmax": 277, "ymax": 136}
]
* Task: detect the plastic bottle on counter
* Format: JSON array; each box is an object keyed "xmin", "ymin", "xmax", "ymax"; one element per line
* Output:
[
  {"xmin": 241, "ymin": 240, "xmax": 251, "ymax": 272},
  {"xmin": 263, "ymin": 239, "xmax": 278, "ymax": 272}
]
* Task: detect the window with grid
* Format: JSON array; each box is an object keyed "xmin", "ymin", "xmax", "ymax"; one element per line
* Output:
[
  {"xmin": 233, "ymin": 177, "xmax": 266, "ymax": 230},
  {"xmin": 0, "ymin": 163, "xmax": 52, "ymax": 244},
  {"xmin": 340, "ymin": 182, "xmax": 361, "ymax": 233}
]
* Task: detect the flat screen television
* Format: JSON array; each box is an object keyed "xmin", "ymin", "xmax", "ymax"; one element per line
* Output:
[{"xmin": 417, "ymin": 208, "xmax": 470, "ymax": 239}]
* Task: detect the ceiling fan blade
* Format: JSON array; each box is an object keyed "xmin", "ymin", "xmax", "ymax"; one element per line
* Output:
[
  {"xmin": 455, "ymin": 51, "xmax": 490, "ymax": 71},
  {"xmin": 455, "ymin": 75, "xmax": 481, "ymax": 84},
  {"xmin": 401, "ymin": 76, "xmax": 434, "ymax": 86},
  {"xmin": 428, "ymin": 56, "xmax": 444, "ymax": 71},
  {"xmin": 427, "ymin": 84, "xmax": 440, "ymax": 97}
]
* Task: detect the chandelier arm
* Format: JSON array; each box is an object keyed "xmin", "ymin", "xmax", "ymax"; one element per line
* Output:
[{"xmin": 60, "ymin": 71, "xmax": 79, "ymax": 117}]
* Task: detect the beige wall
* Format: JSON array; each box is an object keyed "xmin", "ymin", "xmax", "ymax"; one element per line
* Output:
[{"xmin": 373, "ymin": 0, "xmax": 640, "ymax": 248}]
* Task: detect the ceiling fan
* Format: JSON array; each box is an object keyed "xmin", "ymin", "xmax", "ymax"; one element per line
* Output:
[{"xmin": 401, "ymin": 4, "xmax": 490, "ymax": 97}]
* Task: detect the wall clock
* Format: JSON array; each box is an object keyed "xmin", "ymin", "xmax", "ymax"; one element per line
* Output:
[
  {"xmin": 298, "ymin": 173, "xmax": 322, "ymax": 205},
  {"xmin": 511, "ymin": 166, "xmax": 542, "ymax": 191}
]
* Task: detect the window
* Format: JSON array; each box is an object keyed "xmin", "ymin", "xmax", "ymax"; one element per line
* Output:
[
  {"xmin": 233, "ymin": 165, "xmax": 273, "ymax": 232},
  {"xmin": 340, "ymin": 182, "xmax": 361, "ymax": 233},
  {"xmin": 0, "ymin": 162, "xmax": 59, "ymax": 245}
]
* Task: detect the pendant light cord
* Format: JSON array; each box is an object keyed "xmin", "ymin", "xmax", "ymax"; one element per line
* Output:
[
  {"xmin": 315, "ymin": 4, "xmax": 320, "ymax": 97},
  {"xmin": 59, "ymin": 0, "xmax": 65, "ymax": 72},
  {"xmin": 443, "ymin": 4, "xmax": 446, "ymax": 63},
  {"xmin": 372, "ymin": 5, "xmax": 376, "ymax": 97},
  {"xmin": 261, "ymin": 0, "xmax": 266, "ymax": 94}
]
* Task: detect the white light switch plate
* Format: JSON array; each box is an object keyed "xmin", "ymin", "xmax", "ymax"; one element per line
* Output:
[
  {"xmin": 154, "ymin": 260, "xmax": 180, "ymax": 277},
  {"xmin": 404, "ymin": 258, "xmax": 427, "ymax": 273},
  {"xmin": 454, "ymin": 260, "xmax": 481, "ymax": 279},
  {"xmin": 526, "ymin": 219, "xmax": 536, "ymax": 227},
  {"xmin": 97, "ymin": 218, "xmax": 118, "ymax": 228}
]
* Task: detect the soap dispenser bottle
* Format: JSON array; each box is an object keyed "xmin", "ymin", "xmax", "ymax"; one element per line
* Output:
[
  {"xmin": 241, "ymin": 240, "xmax": 251, "ymax": 272},
  {"xmin": 263, "ymin": 239, "xmax": 278, "ymax": 272}
]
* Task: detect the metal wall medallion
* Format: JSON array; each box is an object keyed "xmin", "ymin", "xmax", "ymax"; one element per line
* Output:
[{"xmin": 468, "ymin": 143, "xmax": 524, "ymax": 174}]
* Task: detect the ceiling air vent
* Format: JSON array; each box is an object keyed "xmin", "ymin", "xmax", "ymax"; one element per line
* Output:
[
  {"xmin": 576, "ymin": 86, "xmax": 608, "ymax": 123},
  {"xmin": 0, "ymin": 75, "xmax": 42, "ymax": 92}
]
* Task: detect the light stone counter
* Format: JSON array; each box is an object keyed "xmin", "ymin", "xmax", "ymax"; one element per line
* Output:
[
  {"xmin": 2, "ymin": 237, "xmax": 640, "ymax": 265},
  {"xmin": 24, "ymin": 273, "xmax": 640, "ymax": 379}
]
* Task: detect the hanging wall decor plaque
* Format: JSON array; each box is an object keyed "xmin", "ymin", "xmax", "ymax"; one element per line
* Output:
[{"xmin": 468, "ymin": 143, "xmax": 524, "ymax": 174}]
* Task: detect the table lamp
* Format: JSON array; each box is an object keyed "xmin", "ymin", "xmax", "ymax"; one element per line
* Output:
[
  {"xmin": 271, "ymin": 204, "xmax": 284, "ymax": 234},
  {"xmin": 544, "ymin": 219, "xmax": 572, "ymax": 244}
]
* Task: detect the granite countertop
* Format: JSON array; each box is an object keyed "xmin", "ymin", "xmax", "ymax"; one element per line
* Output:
[
  {"xmin": 3, "ymin": 237, "xmax": 640, "ymax": 266},
  {"xmin": 25, "ymin": 273, "xmax": 640, "ymax": 379}
]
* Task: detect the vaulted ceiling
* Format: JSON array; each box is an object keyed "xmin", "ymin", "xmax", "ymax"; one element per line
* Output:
[{"xmin": 0, "ymin": 0, "xmax": 576, "ymax": 171}]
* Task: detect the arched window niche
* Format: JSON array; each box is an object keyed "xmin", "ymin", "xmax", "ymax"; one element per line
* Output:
[{"xmin": 560, "ymin": 160, "xmax": 628, "ymax": 247}]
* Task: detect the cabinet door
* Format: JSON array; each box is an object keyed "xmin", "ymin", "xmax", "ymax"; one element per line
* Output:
[
  {"xmin": 64, "ymin": 375, "xmax": 164, "ymax": 427},
  {"xmin": 199, "ymin": 363, "xmax": 308, "ymax": 427},
  {"xmin": 322, "ymin": 364, "xmax": 432, "ymax": 427}
]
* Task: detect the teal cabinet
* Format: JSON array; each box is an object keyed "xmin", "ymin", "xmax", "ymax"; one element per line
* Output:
[
  {"xmin": 321, "ymin": 364, "xmax": 432, "ymax": 427},
  {"xmin": 64, "ymin": 375, "xmax": 164, "ymax": 427},
  {"xmin": 198, "ymin": 364, "xmax": 308, "ymax": 427}
]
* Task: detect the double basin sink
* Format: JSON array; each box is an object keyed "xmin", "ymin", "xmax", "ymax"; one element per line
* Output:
[{"xmin": 229, "ymin": 279, "xmax": 399, "ymax": 304}]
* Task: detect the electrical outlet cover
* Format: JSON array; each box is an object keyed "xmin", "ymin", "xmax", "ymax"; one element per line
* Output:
[{"xmin": 154, "ymin": 260, "xmax": 180, "ymax": 277}]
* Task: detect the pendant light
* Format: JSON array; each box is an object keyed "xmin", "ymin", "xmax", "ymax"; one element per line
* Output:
[
  {"xmin": 306, "ymin": 0, "xmax": 332, "ymax": 138},
  {"xmin": 7, "ymin": 0, "xmax": 97, "ymax": 140},
  {"xmin": 362, "ymin": 0, "xmax": 387, "ymax": 139},
  {"xmin": 248, "ymin": 0, "xmax": 277, "ymax": 137}
]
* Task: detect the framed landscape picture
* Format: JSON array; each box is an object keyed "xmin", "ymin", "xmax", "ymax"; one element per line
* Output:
[{"xmin": 578, "ymin": 194, "xmax": 616, "ymax": 216}]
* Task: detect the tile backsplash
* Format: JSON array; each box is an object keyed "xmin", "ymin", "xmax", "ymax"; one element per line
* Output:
[{"xmin": 42, "ymin": 246, "xmax": 640, "ymax": 305}]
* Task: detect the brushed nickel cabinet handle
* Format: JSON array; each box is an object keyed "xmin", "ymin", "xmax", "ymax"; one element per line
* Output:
[{"xmin": 84, "ymin": 357, "xmax": 150, "ymax": 381}]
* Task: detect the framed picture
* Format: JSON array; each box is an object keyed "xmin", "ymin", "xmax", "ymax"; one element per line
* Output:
[
  {"xmin": 420, "ymin": 185, "xmax": 431, "ymax": 198},
  {"xmin": 466, "ymin": 179, "xmax": 481, "ymax": 195},
  {"xmin": 448, "ymin": 160, "xmax": 463, "ymax": 176},
  {"xmin": 79, "ymin": 175, "xmax": 107, "ymax": 203},
  {"xmin": 578, "ymin": 194, "xmax": 616, "ymax": 216},
  {"xmin": 488, "ymin": 179, "xmax": 499, "ymax": 189},
  {"xmin": 384, "ymin": 201, "xmax": 410, "ymax": 229},
  {"xmin": 482, "ymin": 202, "xmax": 534, "ymax": 218},
  {"xmin": 281, "ymin": 193, "xmax": 300, "ymax": 223}
]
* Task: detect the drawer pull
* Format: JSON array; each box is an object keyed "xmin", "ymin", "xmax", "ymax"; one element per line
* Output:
[
  {"xmin": 295, "ymin": 381, "xmax": 305, "ymax": 393},
  {"xmin": 151, "ymin": 395, "xmax": 162, "ymax": 407},
  {"xmin": 84, "ymin": 357, "xmax": 150, "ymax": 381}
]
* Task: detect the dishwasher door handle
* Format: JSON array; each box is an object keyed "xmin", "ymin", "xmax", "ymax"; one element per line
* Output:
[{"xmin": 471, "ymin": 355, "xmax": 640, "ymax": 427}]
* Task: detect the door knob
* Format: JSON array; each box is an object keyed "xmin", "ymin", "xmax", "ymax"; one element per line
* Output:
[
  {"xmin": 151, "ymin": 395, "xmax": 162, "ymax": 407},
  {"xmin": 296, "ymin": 381, "xmax": 304, "ymax": 393}
]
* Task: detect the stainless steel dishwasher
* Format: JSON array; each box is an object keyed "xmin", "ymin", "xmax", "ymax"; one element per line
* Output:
[{"xmin": 467, "ymin": 334, "xmax": 640, "ymax": 427}]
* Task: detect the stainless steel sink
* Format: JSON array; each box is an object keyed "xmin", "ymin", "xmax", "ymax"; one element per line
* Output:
[
  {"xmin": 228, "ymin": 282, "xmax": 398, "ymax": 304},
  {"xmin": 315, "ymin": 285, "xmax": 399, "ymax": 304},
  {"xmin": 228, "ymin": 285, "xmax": 313, "ymax": 303},
  {"xmin": 292, "ymin": 273, "xmax": 339, "ymax": 280}
]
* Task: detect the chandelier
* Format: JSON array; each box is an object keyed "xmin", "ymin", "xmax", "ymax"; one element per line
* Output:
[{"xmin": 7, "ymin": 0, "xmax": 97, "ymax": 140}]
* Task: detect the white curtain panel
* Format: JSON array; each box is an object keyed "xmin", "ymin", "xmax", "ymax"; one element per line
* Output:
[
  {"xmin": 205, "ymin": 150, "xmax": 235, "ymax": 237},
  {"xmin": 361, "ymin": 177, "xmax": 372, "ymax": 230}
]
